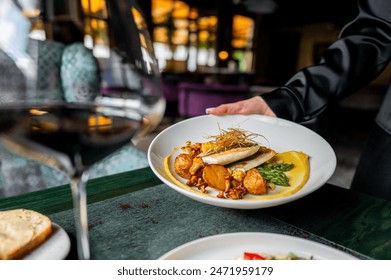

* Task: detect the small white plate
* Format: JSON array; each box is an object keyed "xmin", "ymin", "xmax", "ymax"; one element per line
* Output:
[
  {"xmin": 23, "ymin": 223, "xmax": 71, "ymax": 260},
  {"xmin": 159, "ymin": 232, "xmax": 358, "ymax": 260},
  {"xmin": 148, "ymin": 115, "xmax": 336, "ymax": 209}
]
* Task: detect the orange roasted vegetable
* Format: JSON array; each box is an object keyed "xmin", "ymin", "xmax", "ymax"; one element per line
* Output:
[
  {"xmin": 174, "ymin": 154, "xmax": 193, "ymax": 179},
  {"xmin": 243, "ymin": 168, "xmax": 267, "ymax": 195},
  {"xmin": 202, "ymin": 164, "xmax": 230, "ymax": 191}
]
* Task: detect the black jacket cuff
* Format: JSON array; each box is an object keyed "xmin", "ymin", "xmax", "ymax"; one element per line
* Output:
[{"xmin": 261, "ymin": 87, "xmax": 303, "ymax": 122}]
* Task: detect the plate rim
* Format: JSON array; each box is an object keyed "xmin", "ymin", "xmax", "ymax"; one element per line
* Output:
[
  {"xmin": 23, "ymin": 222, "xmax": 71, "ymax": 260},
  {"xmin": 148, "ymin": 114, "xmax": 336, "ymax": 209},
  {"xmin": 158, "ymin": 231, "xmax": 358, "ymax": 260}
]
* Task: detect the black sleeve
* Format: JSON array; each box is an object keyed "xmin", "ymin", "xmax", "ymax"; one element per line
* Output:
[{"xmin": 262, "ymin": 0, "xmax": 391, "ymax": 122}]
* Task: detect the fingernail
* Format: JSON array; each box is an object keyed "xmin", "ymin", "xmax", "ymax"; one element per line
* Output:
[{"xmin": 205, "ymin": 107, "xmax": 214, "ymax": 114}]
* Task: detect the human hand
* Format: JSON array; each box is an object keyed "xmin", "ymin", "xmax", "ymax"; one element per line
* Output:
[{"xmin": 206, "ymin": 96, "xmax": 276, "ymax": 117}]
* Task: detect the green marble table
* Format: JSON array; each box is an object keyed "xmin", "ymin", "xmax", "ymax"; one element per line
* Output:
[{"xmin": 1, "ymin": 167, "xmax": 390, "ymax": 260}]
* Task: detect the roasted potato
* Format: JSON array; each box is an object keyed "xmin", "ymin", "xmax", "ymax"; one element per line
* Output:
[
  {"xmin": 243, "ymin": 168, "xmax": 267, "ymax": 195},
  {"xmin": 174, "ymin": 154, "xmax": 193, "ymax": 179},
  {"xmin": 202, "ymin": 164, "xmax": 230, "ymax": 191}
]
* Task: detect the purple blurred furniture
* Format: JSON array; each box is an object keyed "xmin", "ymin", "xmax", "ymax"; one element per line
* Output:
[
  {"xmin": 162, "ymin": 81, "xmax": 179, "ymax": 102},
  {"xmin": 162, "ymin": 78, "xmax": 180, "ymax": 117},
  {"xmin": 178, "ymin": 82, "xmax": 250, "ymax": 117}
]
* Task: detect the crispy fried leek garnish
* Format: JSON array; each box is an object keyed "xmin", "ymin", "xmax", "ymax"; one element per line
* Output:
[{"xmin": 201, "ymin": 128, "xmax": 263, "ymax": 156}]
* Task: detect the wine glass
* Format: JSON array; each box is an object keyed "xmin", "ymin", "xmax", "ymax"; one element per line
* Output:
[{"xmin": 0, "ymin": 0, "xmax": 165, "ymax": 259}]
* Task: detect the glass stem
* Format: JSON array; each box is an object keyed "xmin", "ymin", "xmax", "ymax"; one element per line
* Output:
[{"xmin": 70, "ymin": 171, "xmax": 90, "ymax": 260}]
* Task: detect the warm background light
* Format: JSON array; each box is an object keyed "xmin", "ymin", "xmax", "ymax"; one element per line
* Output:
[
  {"xmin": 151, "ymin": 0, "xmax": 254, "ymax": 72},
  {"xmin": 232, "ymin": 15, "xmax": 254, "ymax": 49},
  {"xmin": 218, "ymin": 50, "xmax": 229, "ymax": 60}
]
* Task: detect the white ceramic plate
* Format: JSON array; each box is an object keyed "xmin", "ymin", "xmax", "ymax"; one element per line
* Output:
[
  {"xmin": 158, "ymin": 232, "xmax": 357, "ymax": 260},
  {"xmin": 23, "ymin": 223, "xmax": 71, "ymax": 260},
  {"xmin": 148, "ymin": 115, "xmax": 336, "ymax": 209}
]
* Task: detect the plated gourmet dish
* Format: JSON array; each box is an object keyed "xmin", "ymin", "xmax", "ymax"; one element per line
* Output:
[
  {"xmin": 164, "ymin": 127, "xmax": 310, "ymax": 200},
  {"xmin": 148, "ymin": 115, "xmax": 336, "ymax": 209}
]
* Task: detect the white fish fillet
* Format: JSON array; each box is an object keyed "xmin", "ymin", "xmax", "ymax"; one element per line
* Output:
[
  {"xmin": 200, "ymin": 145, "xmax": 260, "ymax": 165},
  {"xmin": 227, "ymin": 147, "xmax": 276, "ymax": 171}
]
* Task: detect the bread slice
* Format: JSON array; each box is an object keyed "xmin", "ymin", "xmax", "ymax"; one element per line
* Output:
[{"xmin": 0, "ymin": 209, "xmax": 53, "ymax": 260}]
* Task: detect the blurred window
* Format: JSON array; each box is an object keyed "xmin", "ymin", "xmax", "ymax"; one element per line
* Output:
[{"xmin": 151, "ymin": 0, "xmax": 254, "ymax": 73}]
